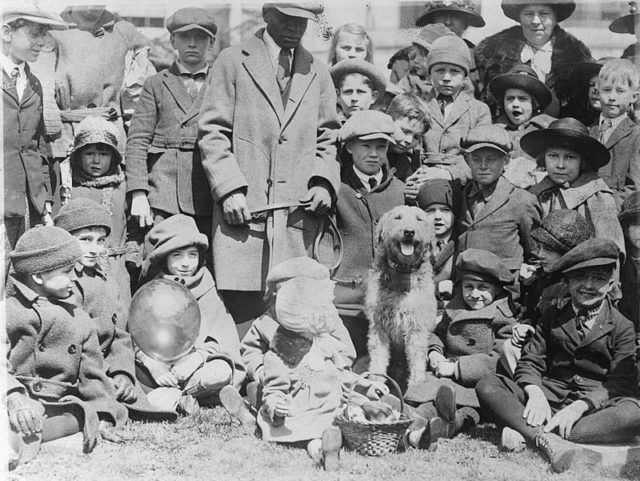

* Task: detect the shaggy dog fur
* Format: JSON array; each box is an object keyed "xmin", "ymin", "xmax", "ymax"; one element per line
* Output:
[{"xmin": 366, "ymin": 205, "xmax": 437, "ymax": 388}]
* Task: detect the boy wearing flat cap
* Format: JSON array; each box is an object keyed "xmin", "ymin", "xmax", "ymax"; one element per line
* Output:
[
  {"xmin": 477, "ymin": 238, "xmax": 640, "ymax": 473},
  {"xmin": 456, "ymin": 125, "xmax": 541, "ymax": 299},
  {"xmin": 126, "ymin": 8, "xmax": 218, "ymax": 244},
  {"xmin": 2, "ymin": 6, "xmax": 67, "ymax": 266}
]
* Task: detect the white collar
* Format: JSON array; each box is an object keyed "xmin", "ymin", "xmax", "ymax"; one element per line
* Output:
[
  {"xmin": 599, "ymin": 113, "xmax": 627, "ymax": 131},
  {"xmin": 353, "ymin": 165, "xmax": 383, "ymax": 191},
  {"xmin": 175, "ymin": 60, "xmax": 208, "ymax": 76},
  {"xmin": 0, "ymin": 52, "xmax": 25, "ymax": 78},
  {"xmin": 263, "ymin": 29, "xmax": 294, "ymax": 71}
]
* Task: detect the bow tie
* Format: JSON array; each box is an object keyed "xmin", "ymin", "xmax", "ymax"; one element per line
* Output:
[{"xmin": 181, "ymin": 72, "xmax": 207, "ymax": 80}]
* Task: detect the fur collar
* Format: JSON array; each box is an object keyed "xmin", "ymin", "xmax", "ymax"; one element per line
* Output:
[{"xmin": 270, "ymin": 326, "xmax": 313, "ymax": 368}]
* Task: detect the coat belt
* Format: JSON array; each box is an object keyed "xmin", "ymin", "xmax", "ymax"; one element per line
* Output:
[
  {"xmin": 16, "ymin": 375, "xmax": 79, "ymax": 400},
  {"xmin": 151, "ymin": 135, "xmax": 197, "ymax": 149}
]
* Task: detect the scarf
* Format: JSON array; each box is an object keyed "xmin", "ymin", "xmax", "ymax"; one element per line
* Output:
[{"xmin": 71, "ymin": 165, "xmax": 124, "ymax": 217}]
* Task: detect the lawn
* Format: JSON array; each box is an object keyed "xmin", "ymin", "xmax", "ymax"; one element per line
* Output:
[{"xmin": 7, "ymin": 407, "xmax": 640, "ymax": 481}]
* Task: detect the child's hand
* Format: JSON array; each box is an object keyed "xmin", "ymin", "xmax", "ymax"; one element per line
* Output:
[
  {"xmin": 404, "ymin": 180, "xmax": 419, "ymax": 202},
  {"xmin": 428, "ymin": 352, "xmax": 446, "ymax": 371},
  {"xmin": 519, "ymin": 263, "xmax": 538, "ymax": 280},
  {"xmin": 6, "ymin": 392, "xmax": 44, "ymax": 436},
  {"xmin": 512, "ymin": 324, "xmax": 535, "ymax": 347},
  {"xmin": 130, "ymin": 191, "xmax": 154, "ymax": 228},
  {"xmin": 274, "ymin": 399, "xmax": 290, "ymax": 418},
  {"xmin": 435, "ymin": 361, "xmax": 456, "ymax": 378},
  {"xmin": 171, "ymin": 352, "xmax": 204, "ymax": 383},
  {"xmin": 144, "ymin": 358, "xmax": 177, "ymax": 387},
  {"xmin": 112, "ymin": 374, "xmax": 137, "ymax": 404},
  {"xmin": 523, "ymin": 385, "xmax": 552, "ymax": 427}
]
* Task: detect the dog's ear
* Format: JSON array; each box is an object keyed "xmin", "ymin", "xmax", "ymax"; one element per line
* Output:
[{"xmin": 375, "ymin": 211, "xmax": 389, "ymax": 246}]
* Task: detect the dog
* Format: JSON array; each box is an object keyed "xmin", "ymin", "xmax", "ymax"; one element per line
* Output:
[{"xmin": 366, "ymin": 205, "xmax": 437, "ymax": 388}]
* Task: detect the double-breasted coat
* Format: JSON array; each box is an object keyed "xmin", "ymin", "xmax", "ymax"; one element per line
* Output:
[
  {"xmin": 126, "ymin": 63, "xmax": 213, "ymax": 217},
  {"xmin": 198, "ymin": 29, "xmax": 341, "ymax": 291}
]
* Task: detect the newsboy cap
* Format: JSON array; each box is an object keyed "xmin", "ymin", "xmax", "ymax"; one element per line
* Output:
[
  {"xmin": 456, "ymin": 248, "xmax": 514, "ymax": 285},
  {"xmin": 416, "ymin": 179, "xmax": 461, "ymax": 212},
  {"xmin": 339, "ymin": 110, "xmax": 397, "ymax": 144},
  {"xmin": 330, "ymin": 58, "xmax": 387, "ymax": 96},
  {"xmin": 618, "ymin": 191, "xmax": 640, "ymax": 226},
  {"xmin": 550, "ymin": 238, "xmax": 619, "ymax": 275},
  {"xmin": 166, "ymin": 8, "xmax": 217, "ymax": 37},
  {"xmin": 263, "ymin": 2, "xmax": 324, "ymax": 22},
  {"xmin": 3, "ymin": 5, "xmax": 67, "ymax": 30},
  {"xmin": 530, "ymin": 209, "xmax": 594, "ymax": 255},
  {"xmin": 461, "ymin": 125, "xmax": 512, "ymax": 155},
  {"xmin": 266, "ymin": 256, "xmax": 330, "ymax": 286}
]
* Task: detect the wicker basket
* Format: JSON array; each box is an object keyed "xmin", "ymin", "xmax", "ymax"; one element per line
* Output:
[{"xmin": 334, "ymin": 372, "xmax": 412, "ymax": 456}]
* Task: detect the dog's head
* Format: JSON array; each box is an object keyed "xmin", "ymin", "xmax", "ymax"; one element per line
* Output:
[{"xmin": 375, "ymin": 205, "xmax": 434, "ymax": 271}]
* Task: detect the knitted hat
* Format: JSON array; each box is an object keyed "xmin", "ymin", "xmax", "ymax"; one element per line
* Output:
[
  {"xmin": 10, "ymin": 226, "xmax": 81, "ymax": 274},
  {"xmin": 3, "ymin": 5, "xmax": 67, "ymax": 30},
  {"xmin": 461, "ymin": 125, "xmax": 512, "ymax": 155},
  {"xmin": 416, "ymin": 0, "xmax": 485, "ymax": 28},
  {"xmin": 165, "ymin": 7, "xmax": 217, "ymax": 37},
  {"xmin": 143, "ymin": 215, "xmax": 208, "ymax": 272},
  {"xmin": 262, "ymin": 2, "xmax": 324, "ymax": 22},
  {"xmin": 456, "ymin": 248, "xmax": 513, "ymax": 285},
  {"xmin": 489, "ymin": 64, "xmax": 552, "ymax": 112},
  {"xmin": 426, "ymin": 34, "xmax": 471, "ymax": 74},
  {"xmin": 330, "ymin": 58, "xmax": 387, "ymax": 96},
  {"xmin": 412, "ymin": 23, "xmax": 455, "ymax": 52},
  {"xmin": 416, "ymin": 179, "xmax": 461, "ymax": 212},
  {"xmin": 69, "ymin": 116, "xmax": 122, "ymax": 168},
  {"xmin": 266, "ymin": 256, "xmax": 329, "ymax": 287},
  {"xmin": 531, "ymin": 210, "xmax": 594, "ymax": 254},
  {"xmin": 619, "ymin": 191, "xmax": 640, "ymax": 226},
  {"xmin": 550, "ymin": 238, "xmax": 619, "ymax": 275},
  {"xmin": 54, "ymin": 198, "xmax": 112, "ymax": 236},
  {"xmin": 339, "ymin": 110, "xmax": 397, "ymax": 144},
  {"xmin": 501, "ymin": 0, "xmax": 575, "ymax": 23}
]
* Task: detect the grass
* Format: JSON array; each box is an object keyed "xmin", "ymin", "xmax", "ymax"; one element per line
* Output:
[{"xmin": 7, "ymin": 407, "xmax": 640, "ymax": 481}]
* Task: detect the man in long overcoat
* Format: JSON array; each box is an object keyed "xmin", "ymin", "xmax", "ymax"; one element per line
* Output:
[{"xmin": 198, "ymin": 2, "xmax": 340, "ymax": 336}]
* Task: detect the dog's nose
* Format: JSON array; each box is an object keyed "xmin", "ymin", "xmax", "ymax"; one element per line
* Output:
[{"xmin": 403, "ymin": 229, "xmax": 415, "ymax": 238}]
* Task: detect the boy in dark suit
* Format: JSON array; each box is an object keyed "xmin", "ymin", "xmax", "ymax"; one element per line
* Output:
[
  {"xmin": 2, "ymin": 7, "xmax": 67, "ymax": 260},
  {"xmin": 125, "ymin": 7, "xmax": 217, "ymax": 237},
  {"xmin": 476, "ymin": 238, "xmax": 640, "ymax": 473}
]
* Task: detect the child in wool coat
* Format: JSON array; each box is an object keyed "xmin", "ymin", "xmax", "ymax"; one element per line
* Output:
[
  {"xmin": 135, "ymin": 214, "xmax": 244, "ymax": 415},
  {"xmin": 5, "ymin": 226, "xmax": 128, "ymax": 470},
  {"xmin": 404, "ymin": 249, "xmax": 516, "ymax": 440},
  {"xmin": 66, "ymin": 115, "xmax": 131, "ymax": 304},
  {"xmin": 618, "ymin": 192, "xmax": 640, "ymax": 342}
]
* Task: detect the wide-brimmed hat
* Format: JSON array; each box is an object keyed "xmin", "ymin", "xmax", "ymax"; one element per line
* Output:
[
  {"xmin": 330, "ymin": 58, "xmax": 387, "ymax": 95},
  {"xmin": 262, "ymin": 2, "xmax": 324, "ymax": 22},
  {"xmin": 609, "ymin": 2, "xmax": 640, "ymax": 34},
  {"xmin": 501, "ymin": 0, "xmax": 575, "ymax": 23},
  {"xmin": 489, "ymin": 64, "xmax": 552, "ymax": 112},
  {"xmin": 416, "ymin": 1, "xmax": 485, "ymax": 28},
  {"xmin": 3, "ymin": 5, "xmax": 68, "ymax": 30},
  {"xmin": 520, "ymin": 117, "xmax": 610, "ymax": 170},
  {"xmin": 572, "ymin": 57, "xmax": 614, "ymax": 85},
  {"xmin": 619, "ymin": 191, "xmax": 640, "ymax": 226}
]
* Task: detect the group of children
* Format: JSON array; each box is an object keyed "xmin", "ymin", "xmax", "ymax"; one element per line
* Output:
[{"xmin": 3, "ymin": 1, "xmax": 640, "ymax": 476}]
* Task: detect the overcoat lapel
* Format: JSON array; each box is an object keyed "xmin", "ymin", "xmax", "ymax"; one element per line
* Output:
[
  {"xmin": 468, "ymin": 177, "xmax": 511, "ymax": 225},
  {"xmin": 604, "ymin": 117, "xmax": 634, "ymax": 149},
  {"xmin": 181, "ymin": 69, "xmax": 211, "ymax": 125},
  {"xmin": 2, "ymin": 69, "xmax": 20, "ymax": 104},
  {"xmin": 282, "ymin": 47, "xmax": 315, "ymax": 130},
  {"xmin": 20, "ymin": 65, "xmax": 38, "ymax": 107},
  {"xmin": 444, "ymin": 94, "xmax": 468, "ymax": 128},
  {"xmin": 580, "ymin": 303, "xmax": 615, "ymax": 347},
  {"xmin": 162, "ymin": 65, "xmax": 193, "ymax": 116}
]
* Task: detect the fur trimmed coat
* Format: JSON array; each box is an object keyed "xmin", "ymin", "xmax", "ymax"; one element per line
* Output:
[{"xmin": 474, "ymin": 26, "xmax": 591, "ymax": 118}]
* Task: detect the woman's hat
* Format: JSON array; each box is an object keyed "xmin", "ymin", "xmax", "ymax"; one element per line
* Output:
[
  {"xmin": 520, "ymin": 117, "xmax": 610, "ymax": 170},
  {"xmin": 411, "ymin": 23, "xmax": 455, "ymax": 52},
  {"xmin": 572, "ymin": 57, "xmax": 613, "ymax": 85},
  {"xmin": 416, "ymin": 0, "xmax": 485, "ymax": 28},
  {"xmin": 609, "ymin": 2, "xmax": 640, "ymax": 34},
  {"xmin": 330, "ymin": 58, "xmax": 387, "ymax": 96},
  {"xmin": 69, "ymin": 116, "xmax": 122, "ymax": 166},
  {"xmin": 531, "ymin": 209, "xmax": 594, "ymax": 254},
  {"xmin": 618, "ymin": 191, "xmax": 640, "ymax": 226},
  {"xmin": 501, "ymin": 0, "xmax": 575, "ymax": 23},
  {"xmin": 489, "ymin": 64, "xmax": 552, "ymax": 112}
]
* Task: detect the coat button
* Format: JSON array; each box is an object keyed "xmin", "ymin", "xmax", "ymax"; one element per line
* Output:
[
  {"xmin": 68, "ymin": 345, "xmax": 77, "ymax": 354},
  {"xmin": 38, "ymin": 343, "xmax": 45, "ymax": 351},
  {"xmin": 267, "ymin": 179, "xmax": 273, "ymax": 186},
  {"xmin": 278, "ymin": 136, "xmax": 286, "ymax": 144},
  {"xmin": 32, "ymin": 382, "xmax": 42, "ymax": 392}
]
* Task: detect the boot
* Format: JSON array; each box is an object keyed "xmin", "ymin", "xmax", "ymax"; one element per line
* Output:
[
  {"xmin": 219, "ymin": 385, "xmax": 256, "ymax": 432},
  {"xmin": 535, "ymin": 432, "xmax": 602, "ymax": 473},
  {"xmin": 321, "ymin": 426, "xmax": 342, "ymax": 472},
  {"xmin": 434, "ymin": 385, "xmax": 456, "ymax": 422}
]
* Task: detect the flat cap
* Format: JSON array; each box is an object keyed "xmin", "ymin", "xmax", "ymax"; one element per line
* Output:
[
  {"xmin": 266, "ymin": 256, "xmax": 330, "ymax": 286},
  {"xmin": 416, "ymin": 179, "xmax": 461, "ymax": 212},
  {"xmin": 461, "ymin": 125, "xmax": 512, "ymax": 155},
  {"xmin": 166, "ymin": 8, "xmax": 217, "ymax": 37},
  {"xmin": 339, "ymin": 110, "xmax": 397, "ymax": 144},
  {"xmin": 530, "ymin": 209, "xmax": 594, "ymax": 255},
  {"xmin": 550, "ymin": 238, "xmax": 619, "ymax": 275},
  {"xmin": 330, "ymin": 58, "xmax": 387, "ymax": 96},
  {"xmin": 263, "ymin": 2, "xmax": 324, "ymax": 22},
  {"xmin": 456, "ymin": 248, "xmax": 513, "ymax": 285},
  {"xmin": 618, "ymin": 191, "xmax": 640, "ymax": 226},
  {"xmin": 3, "ymin": 5, "xmax": 67, "ymax": 30}
]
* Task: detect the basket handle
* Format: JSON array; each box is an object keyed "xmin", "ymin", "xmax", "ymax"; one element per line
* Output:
[{"xmin": 345, "ymin": 371, "xmax": 406, "ymax": 420}]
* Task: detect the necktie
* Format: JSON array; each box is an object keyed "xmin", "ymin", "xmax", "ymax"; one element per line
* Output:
[
  {"xmin": 435, "ymin": 240, "xmax": 445, "ymax": 254},
  {"xmin": 437, "ymin": 95, "xmax": 453, "ymax": 116},
  {"xmin": 182, "ymin": 72, "xmax": 206, "ymax": 99},
  {"xmin": 276, "ymin": 49, "xmax": 292, "ymax": 93},
  {"xmin": 368, "ymin": 177, "xmax": 378, "ymax": 191},
  {"xmin": 576, "ymin": 311, "xmax": 589, "ymax": 340},
  {"xmin": 599, "ymin": 118, "xmax": 613, "ymax": 143},
  {"xmin": 8, "ymin": 67, "xmax": 19, "ymax": 92}
]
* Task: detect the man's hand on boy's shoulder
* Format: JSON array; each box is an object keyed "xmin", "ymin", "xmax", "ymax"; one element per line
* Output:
[{"xmin": 6, "ymin": 392, "xmax": 44, "ymax": 436}]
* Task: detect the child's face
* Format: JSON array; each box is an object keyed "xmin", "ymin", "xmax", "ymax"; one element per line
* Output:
[
  {"xmin": 430, "ymin": 63, "xmax": 466, "ymax": 97},
  {"xmin": 545, "ymin": 146, "xmax": 582, "ymax": 185},
  {"xmin": 170, "ymin": 30, "xmax": 212, "ymax": 68},
  {"xmin": 72, "ymin": 227, "xmax": 108, "ymax": 269},
  {"xmin": 565, "ymin": 266, "xmax": 614, "ymax": 310},
  {"xmin": 33, "ymin": 263, "xmax": 77, "ymax": 299},
  {"xmin": 536, "ymin": 242, "xmax": 563, "ymax": 272},
  {"xmin": 346, "ymin": 138, "xmax": 388, "ymax": 176},
  {"xmin": 461, "ymin": 277, "xmax": 498, "ymax": 310},
  {"xmin": 390, "ymin": 116, "xmax": 425, "ymax": 153},
  {"xmin": 80, "ymin": 144, "xmax": 114, "ymax": 178},
  {"xmin": 625, "ymin": 223, "xmax": 640, "ymax": 250},
  {"xmin": 1, "ymin": 21, "xmax": 49, "ymax": 63},
  {"xmin": 334, "ymin": 31, "xmax": 368, "ymax": 63},
  {"xmin": 431, "ymin": 12, "xmax": 468, "ymax": 37},
  {"xmin": 408, "ymin": 45, "xmax": 429, "ymax": 78},
  {"xmin": 337, "ymin": 74, "xmax": 378, "ymax": 118},
  {"xmin": 504, "ymin": 88, "xmax": 534, "ymax": 126},
  {"xmin": 424, "ymin": 203, "xmax": 454, "ymax": 239},
  {"xmin": 588, "ymin": 75, "xmax": 601, "ymax": 111},
  {"xmin": 598, "ymin": 78, "xmax": 638, "ymax": 119},
  {"xmin": 466, "ymin": 148, "xmax": 507, "ymax": 188},
  {"xmin": 166, "ymin": 246, "xmax": 200, "ymax": 277}
]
